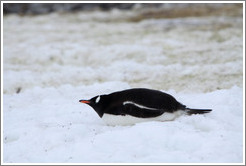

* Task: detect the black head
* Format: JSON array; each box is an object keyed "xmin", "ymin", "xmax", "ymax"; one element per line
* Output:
[{"xmin": 79, "ymin": 95, "xmax": 105, "ymax": 118}]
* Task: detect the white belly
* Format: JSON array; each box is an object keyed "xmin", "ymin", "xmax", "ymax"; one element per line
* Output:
[{"xmin": 101, "ymin": 111, "xmax": 184, "ymax": 126}]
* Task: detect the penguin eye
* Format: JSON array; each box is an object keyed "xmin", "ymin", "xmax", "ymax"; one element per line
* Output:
[{"xmin": 95, "ymin": 96, "xmax": 100, "ymax": 103}]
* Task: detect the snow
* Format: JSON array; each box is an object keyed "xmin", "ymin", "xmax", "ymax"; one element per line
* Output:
[
  {"xmin": 2, "ymin": 7, "xmax": 244, "ymax": 164},
  {"xmin": 2, "ymin": 86, "xmax": 244, "ymax": 163}
]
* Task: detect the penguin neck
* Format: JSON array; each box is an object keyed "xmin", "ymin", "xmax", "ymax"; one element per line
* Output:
[{"xmin": 90, "ymin": 104, "xmax": 104, "ymax": 118}]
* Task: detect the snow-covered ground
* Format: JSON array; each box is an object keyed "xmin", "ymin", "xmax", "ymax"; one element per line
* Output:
[{"xmin": 2, "ymin": 6, "xmax": 244, "ymax": 164}]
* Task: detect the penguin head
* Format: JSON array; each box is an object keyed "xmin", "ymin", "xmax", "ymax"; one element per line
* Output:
[{"xmin": 79, "ymin": 95, "xmax": 105, "ymax": 118}]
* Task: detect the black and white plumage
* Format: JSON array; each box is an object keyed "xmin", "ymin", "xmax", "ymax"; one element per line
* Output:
[{"xmin": 79, "ymin": 88, "xmax": 212, "ymax": 125}]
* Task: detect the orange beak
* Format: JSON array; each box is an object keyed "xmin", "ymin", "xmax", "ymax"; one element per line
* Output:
[{"xmin": 79, "ymin": 100, "xmax": 90, "ymax": 104}]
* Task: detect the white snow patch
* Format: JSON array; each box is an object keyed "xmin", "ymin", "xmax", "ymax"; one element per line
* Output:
[{"xmin": 3, "ymin": 85, "xmax": 243, "ymax": 163}]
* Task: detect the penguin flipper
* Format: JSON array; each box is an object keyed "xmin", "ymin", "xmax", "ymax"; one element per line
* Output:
[{"xmin": 123, "ymin": 103, "xmax": 165, "ymax": 118}]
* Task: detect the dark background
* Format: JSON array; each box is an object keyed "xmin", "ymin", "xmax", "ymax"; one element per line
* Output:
[{"xmin": 3, "ymin": 3, "xmax": 160, "ymax": 14}]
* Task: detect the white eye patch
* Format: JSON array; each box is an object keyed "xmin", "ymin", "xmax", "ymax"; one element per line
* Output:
[{"xmin": 96, "ymin": 96, "xmax": 101, "ymax": 103}]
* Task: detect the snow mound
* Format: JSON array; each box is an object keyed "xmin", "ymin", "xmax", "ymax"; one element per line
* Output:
[{"xmin": 3, "ymin": 85, "xmax": 243, "ymax": 163}]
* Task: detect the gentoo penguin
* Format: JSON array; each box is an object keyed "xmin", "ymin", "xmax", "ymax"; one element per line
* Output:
[{"xmin": 79, "ymin": 88, "xmax": 212, "ymax": 125}]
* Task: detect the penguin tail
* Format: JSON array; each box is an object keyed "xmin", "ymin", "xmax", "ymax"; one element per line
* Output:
[{"xmin": 186, "ymin": 108, "xmax": 212, "ymax": 115}]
